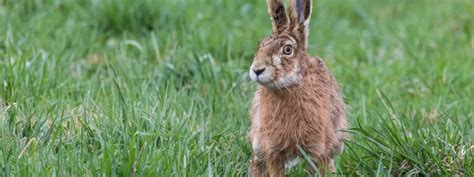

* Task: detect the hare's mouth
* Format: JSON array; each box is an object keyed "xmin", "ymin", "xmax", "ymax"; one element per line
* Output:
[
  {"xmin": 254, "ymin": 76, "xmax": 273, "ymax": 85},
  {"xmin": 256, "ymin": 79, "xmax": 272, "ymax": 85}
]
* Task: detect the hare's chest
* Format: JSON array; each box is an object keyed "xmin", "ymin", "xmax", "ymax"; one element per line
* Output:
[
  {"xmin": 259, "ymin": 115, "xmax": 306, "ymax": 146},
  {"xmin": 253, "ymin": 113, "xmax": 304, "ymax": 168},
  {"xmin": 257, "ymin": 109, "xmax": 309, "ymax": 145}
]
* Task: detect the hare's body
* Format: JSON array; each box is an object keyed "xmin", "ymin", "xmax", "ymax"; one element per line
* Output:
[
  {"xmin": 248, "ymin": 0, "xmax": 347, "ymax": 176},
  {"xmin": 250, "ymin": 57, "xmax": 347, "ymax": 176}
]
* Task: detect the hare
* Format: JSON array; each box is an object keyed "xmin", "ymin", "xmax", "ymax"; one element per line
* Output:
[{"xmin": 248, "ymin": 0, "xmax": 348, "ymax": 176}]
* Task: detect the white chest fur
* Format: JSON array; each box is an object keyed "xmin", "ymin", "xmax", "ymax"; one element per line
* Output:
[
  {"xmin": 285, "ymin": 157, "xmax": 301, "ymax": 169},
  {"xmin": 251, "ymin": 107, "xmax": 262, "ymax": 152}
]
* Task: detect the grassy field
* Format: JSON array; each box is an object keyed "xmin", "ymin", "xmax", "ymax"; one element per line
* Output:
[{"xmin": 0, "ymin": 0, "xmax": 473, "ymax": 176}]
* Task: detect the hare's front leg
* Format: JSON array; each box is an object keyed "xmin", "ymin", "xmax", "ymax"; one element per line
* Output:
[
  {"xmin": 304, "ymin": 145, "xmax": 334, "ymax": 176},
  {"xmin": 327, "ymin": 159, "xmax": 336, "ymax": 173},
  {"xmin": 266, "ymin": 155, "xmax": 285, "ymax": 177},
  {"xmin": 250, "ymin": 155, "xmax": 266, "ymax": 177},
  {"xmin": 250, "ymin": 132, "xmax": 266, "ymax": 177}
]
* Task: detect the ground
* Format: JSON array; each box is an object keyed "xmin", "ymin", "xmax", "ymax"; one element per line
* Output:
[{"xmin": 0, "ymin": 0, "xmax": 473, "ymax": 176}]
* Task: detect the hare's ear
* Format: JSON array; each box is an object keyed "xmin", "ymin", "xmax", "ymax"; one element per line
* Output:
[
  {"xmin": 288, "ymin": 0, "xmax": 312, "ymax": 49},
  {"xmin": 267, "ymin": 0, "xmax": 289, "ymax": 34}
]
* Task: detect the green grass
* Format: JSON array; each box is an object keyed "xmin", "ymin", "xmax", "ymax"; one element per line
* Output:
[{"xmin": 0, "ymin": 0, "xmax": 473, "ymax": 176}]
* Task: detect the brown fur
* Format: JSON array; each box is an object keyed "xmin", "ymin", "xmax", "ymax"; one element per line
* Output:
[
  {"xmin": 248, "ymin": 0, "xmax": 348, "ymax": 176},
  {"xmin": 267, "ymin": 0, "xmax": 289, "ymax": 34}
]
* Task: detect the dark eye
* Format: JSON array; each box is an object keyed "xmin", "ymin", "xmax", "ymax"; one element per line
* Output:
[{"xmin": 282, "ymin": 45, "xmax": 293, "ymax": 55}]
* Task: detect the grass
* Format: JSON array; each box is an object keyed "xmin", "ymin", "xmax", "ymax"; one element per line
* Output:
[{"xmin": 0, "ymin": 0, "xmax": 473, "ymax": 176}]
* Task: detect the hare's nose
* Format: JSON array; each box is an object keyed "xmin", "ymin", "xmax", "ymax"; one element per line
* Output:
[{"xmin": 253, "ymin": 68, "xmax": 265, "ymax": 76}]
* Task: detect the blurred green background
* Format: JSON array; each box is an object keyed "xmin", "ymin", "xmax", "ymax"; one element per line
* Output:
[{"xmin": 0, "ymin": 0, "xmax": 473, "ymax": 176}]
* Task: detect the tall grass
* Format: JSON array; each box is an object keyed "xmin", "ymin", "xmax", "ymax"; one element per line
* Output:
[{"xmin": 0, "ymin": 0, "xmax": 473, "ymax": 176}]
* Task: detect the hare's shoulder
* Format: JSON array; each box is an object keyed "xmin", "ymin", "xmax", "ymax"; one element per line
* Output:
[{"xmin": 308, "ymin": 56, "xmax": 328, "ymax": 69}]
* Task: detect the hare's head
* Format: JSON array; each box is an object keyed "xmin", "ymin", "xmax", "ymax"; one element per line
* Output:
[{"xmin": 250, "ymin": 0, "xmax": 313, "ymax": 89}]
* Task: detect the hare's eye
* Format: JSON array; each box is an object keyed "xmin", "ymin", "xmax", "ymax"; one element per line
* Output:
[{"xmin": 282, "ymin": 45, "xmax": 293, "ymax": 55}]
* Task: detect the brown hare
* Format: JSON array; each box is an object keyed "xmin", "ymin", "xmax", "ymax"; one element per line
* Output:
[{"xmin": 248, "ymin": 0, "xmax": 348, "ymax": 176}]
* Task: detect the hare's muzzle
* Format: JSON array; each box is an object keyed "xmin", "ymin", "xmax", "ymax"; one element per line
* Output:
[
  {"xmin": 249, "ymin": 61, "xmax": 273, "ymax": 85},
  {"xmin": 253, "ymin": 68, "xmax": 266, "ymax": 76}
]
